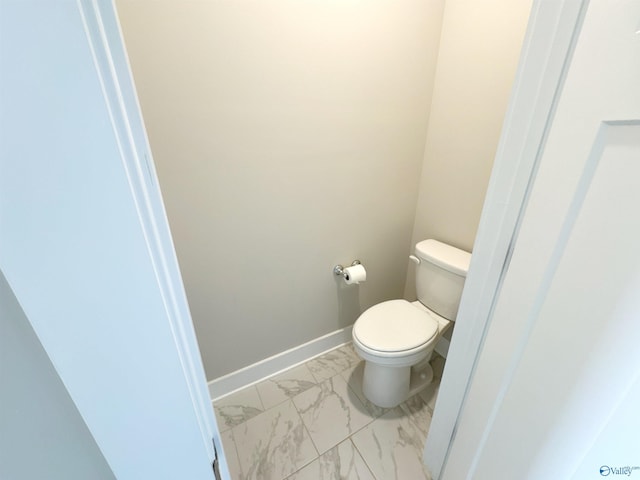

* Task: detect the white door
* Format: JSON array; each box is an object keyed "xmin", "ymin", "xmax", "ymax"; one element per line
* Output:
[
  {"xmin": 0, "ymin": 1, "xmax": 228, "ymax": 478},
  {"xmin": 436, "ymin": 0, "xmax": 640, "ymax": 478}
]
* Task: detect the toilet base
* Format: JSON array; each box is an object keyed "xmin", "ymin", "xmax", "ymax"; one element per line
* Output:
[
  {"xmin": 362, "ymin": 361, "xmax": 434, "ymax": 408},
  {"xmin": 409, "ymin": 362, "xmax": 433, "ymax": 398}
]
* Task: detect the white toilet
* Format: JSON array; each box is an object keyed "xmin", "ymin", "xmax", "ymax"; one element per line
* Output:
[{"xmin": 352, "ymin": 239, "xmax": 471, "ymax": 408}]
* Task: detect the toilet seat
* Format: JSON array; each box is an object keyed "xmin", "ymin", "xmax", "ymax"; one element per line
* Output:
[{"xmin": 353, "ymin": 299, "xmax": 438, "ymax": 354}]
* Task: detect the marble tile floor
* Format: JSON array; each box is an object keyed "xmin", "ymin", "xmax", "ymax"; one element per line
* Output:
[{"xmin": 213, "ymin": 343, "xmax": 446, "ymax": 480}]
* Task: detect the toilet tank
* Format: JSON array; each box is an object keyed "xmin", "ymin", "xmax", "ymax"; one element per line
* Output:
[{"xmin": 414, "ymin": 239, "xmax": 471, "ymax": 321}]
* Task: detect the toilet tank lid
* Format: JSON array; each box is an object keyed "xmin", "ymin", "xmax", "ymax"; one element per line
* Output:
[{"xmin": 415, "ymin": 239, "xmax": 471, "ymax": 277}]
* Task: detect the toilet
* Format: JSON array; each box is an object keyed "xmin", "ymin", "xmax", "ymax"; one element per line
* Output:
[{"xmin": 352, "ymin": 239, "xmax": 471, "ymax": 408}]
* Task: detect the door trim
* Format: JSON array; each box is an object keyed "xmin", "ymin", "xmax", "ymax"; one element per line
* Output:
[
  {"xmin": 78, "ymin": 0, "xmax": 218, "ymax": 464},
  {"xmin": 423, "ymin": 0, "xmax": 590, "ymax": 478}
]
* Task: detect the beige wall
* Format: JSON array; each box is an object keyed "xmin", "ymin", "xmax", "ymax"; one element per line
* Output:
[
  {"xmin": 405, "ymin": 0, "xmax": 532, "ymax": 297},
  {"xmin": 117, "ymin": 0, "xmax": 445, "ymax": 379}
]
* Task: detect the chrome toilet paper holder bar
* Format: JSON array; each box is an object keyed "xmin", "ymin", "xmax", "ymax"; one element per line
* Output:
[{"xmin": 333, "ymin": 260, "xmax": 362, "ymax": 278}]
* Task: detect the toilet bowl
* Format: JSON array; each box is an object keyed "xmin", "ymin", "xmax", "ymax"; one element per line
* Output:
[
  {"xmin": 352, "ymin": 239, "xmax": 470, "ymax": 408},
  {"xmin": 352, "ymin": 299, "xmax": 450, "ymax": 408}
]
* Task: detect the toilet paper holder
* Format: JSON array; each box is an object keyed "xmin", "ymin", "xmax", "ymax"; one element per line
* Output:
[{"xmin": 333, "ymin": 260, "xmax": 362, "ymax": 278}]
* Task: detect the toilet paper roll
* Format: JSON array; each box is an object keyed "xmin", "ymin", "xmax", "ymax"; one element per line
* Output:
[{"xmin": 343, "ymin": 264, "xmax": 366, "ymax": 285}]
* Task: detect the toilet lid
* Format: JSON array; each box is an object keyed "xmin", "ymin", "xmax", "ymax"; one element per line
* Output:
[{"xmin": 353, "ymin": 299, "xmax": 438, "ymax": 353}]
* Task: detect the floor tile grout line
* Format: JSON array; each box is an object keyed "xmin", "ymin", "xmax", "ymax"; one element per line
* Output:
[
  {"xmin": 342, "ymin": 379, "xmax": 380, "ymax": 433},
  {"xmin": 219, "ymin": 426, "xmax": 240, "ymax": 480},
  {"xmin": 223, "ymin": 394, "xmax": 431, "ymax": 480},
  {"xmin": 340, "ymin": 368, "xmax": 387, "ymax": 423},
  {"xmin": 214, "ymin": 359, "xmax": 328, "ymax": 432},
  {"xmin": 283, "ymin": 401, "xmax": 321, "ymax": 480},
  {"xmin": 256, "ymin": 363, "xmax": 320, "ymax": 412},
  {"xmin": 232, "ymin": 343, "xmax": 350, "ymax": 420},
  {"xmin": 219, "ymin": 345, "xmax": 441, "ymax": 480},
  {"xmin": 302, "ymin": 370, "xmax": 375, "ymax": 456},
  {"xmin": 348, "ymin": 435, "xmax": 380, "ymax": 480},
  {"xmin": 212, "ymin": 345, "xmax": 337, "ymax": 479},
  {"xmin": 213, "ymin": 342, "xmax": 358, "ymax": 405},
  {"xmin": 215, "ymin": 355, "xmax": 440, "ymax": 437},
  {"xmin": 291, "ymin": 394, "xmax": 321, "ymax": 459},
  {"xmin": 212, "ymin": 384, "xmax": 266, "ymax": 432},
  {"xmin": 214, "ymin": 342, "xmax": 354, "ymax": 405},
  {"xmin": 283, "ymin": 429, "xmax": 319, "ymax": 480},
  {"xmin": 347, "ymin": 411, "xmax": 381, "ymax": 441},
  {"xmin": 350, "ymin": 406, "xmax": 433, "ymax": 480},
  {"xmin": 228, "ymin": 421, "xmax": 247, "ymax": 480},
  {"xmin": 296, "ymin": 378, "xmax": 366, "ymax": 479},
  {"xmin": 253, "ymin": 384, "xmax": 267, "ymax": 412},
  {"xmin": 230, "ymin": 399, "xmax": 316, "ymax": 480},
  {"xmin": 282, "ymin": 365, "xmax": 366, "ymax": 479}
]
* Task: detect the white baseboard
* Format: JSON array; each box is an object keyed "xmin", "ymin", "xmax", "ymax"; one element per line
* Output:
[{"xmin": 208, "ymin": 326, "xmax": 353, "ymax": 401}]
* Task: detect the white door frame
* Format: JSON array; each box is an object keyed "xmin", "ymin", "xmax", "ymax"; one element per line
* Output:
[
  {"xmin": 423, "ymin": 0, "xmax": 589, "ymax": 478},
  {"xmin": 78, "ymin": 0, "xmax": 218, "ymax": 457},
  {"xmin": 2, "ymin": 0, "xmax": 227, "ymax": 477}
]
